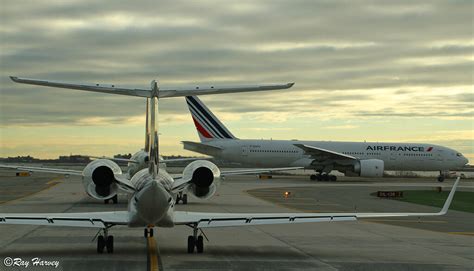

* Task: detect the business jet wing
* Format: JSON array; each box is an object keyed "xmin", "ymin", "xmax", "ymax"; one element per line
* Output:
[
  {"xmin": 171, "ymin": 167, "xmax": 303, "ymax": 192},
  {"xmin": 294, "ymin": 144, "xmax": 356, "ymax": 160},
  {"xmin": 10, "ymin": 76, "xmax": 294, "ymax": 98},
  {"xmin": 174, "ymin": 177, "xmax": 459, "ymax": 227},
  {"xmin": 0, "ymin": 211, "xmax": 130, "ymax": 228},
  {"xmin": 0, "ymin": 164, "xmax": 82, "ymax": 176}
]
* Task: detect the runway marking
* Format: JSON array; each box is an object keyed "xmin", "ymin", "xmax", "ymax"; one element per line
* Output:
[
  {"xmin": 448, "ymin": 232, "xmax": 474, "ymax": 236},
  {"xmin": 147, "ymin": 236, "xmax": 160, "ymax": 271},
  {"xmin": 0, "ymin": 176, "xmax": 63, "ymax": 205}
]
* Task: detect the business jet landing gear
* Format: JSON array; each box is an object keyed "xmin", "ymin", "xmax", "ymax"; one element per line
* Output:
[
  {"xmin": 104, "ymin": 195, "xmax": 118, "ymax": 204},
  {"xmin": 144, "ymin": 228, "xmax": 154, "ymax": 237},
  {"xmin": 176, "ymin": 192, "xmax": 188, "ymax": 204},
  {"xmin": 310, "ymin": 173, "xmax": 337, "ymax": 182},
  {"xmin": 187, "ymin": 224, "xmax": 204, "ymax": 253},
  {"xmin": 97, "ymin": 227, "xmax": 114, "ymax": 254}
]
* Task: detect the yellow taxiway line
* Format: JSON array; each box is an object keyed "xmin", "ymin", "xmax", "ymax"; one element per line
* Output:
[{"xmin": 147, "ymin": 236, "xmax": 160, "ymax": 271}]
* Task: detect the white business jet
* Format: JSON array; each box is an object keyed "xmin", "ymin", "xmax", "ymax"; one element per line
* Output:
[{"xmin": 0, "ymin": 77, "xmax": 461, "ymax": 254}]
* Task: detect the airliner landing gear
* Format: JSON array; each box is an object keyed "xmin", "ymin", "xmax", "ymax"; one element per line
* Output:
[
  {"xmin": 310, "ymin": 173, "xmax": 337, "ymax": 182},
  {"xmin": 437, "ymin": 175, "xmax": 445, "ymax": 182},
  {"xmin": 187, "ymin": 224, "xmax": 204, "ymax": 253},
  {"xmin": 176, "ymin": 192, "xmax": 188, "ymax": 204},
  {"xmin": 97, "ymin": 227, "xmax": 114, "ymax": 254},
  {"xmin": 104, "ymin": 195, "xmax": 118, "ymax": 204}
]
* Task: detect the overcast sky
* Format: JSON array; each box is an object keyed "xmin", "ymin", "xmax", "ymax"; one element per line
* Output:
[{"xmin": 0, "ymin": 0, "xmax": 472, "ymax": 162}]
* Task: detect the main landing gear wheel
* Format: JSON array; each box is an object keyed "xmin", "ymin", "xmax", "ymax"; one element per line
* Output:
[
  {"xmin": 187, "ymin": 224, "xmax": 204, "ymax": 253},
  {"xmin": 176, "ymin": 192, "xmax": 188, "ymax": 204},
  {"xmin": 187, "ymin": 236, "xmax": 195, "ymax": 253},
  {"xmin": 437, "ymin": 175, "xmax": 445, "ymax": 182},
  {"xmin": 310, "ymin": 174, "xmax": 317, "ymax": 181},
  {"xmin": 196, "ymin": 236, "xmax": 204, "ymax": 253},
  {"xmin": 106, "ymin": 236, "xmax": 114, "ymax": 253},
  {"xmin": 144, "ymin": 228, "xmax": 154, "ymax": 238},
  {"xmin": 97, "ymin": 228, "xmax": 114, "ymax": 254},
  {"xmin": 97, "ymin": 236, "xmax": 105, "ymax": 254}
]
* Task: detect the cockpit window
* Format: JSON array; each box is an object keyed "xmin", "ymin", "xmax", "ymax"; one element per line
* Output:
[{"xmin": 456, "ymin": 153, "xmax": 462, "ymax": 157}]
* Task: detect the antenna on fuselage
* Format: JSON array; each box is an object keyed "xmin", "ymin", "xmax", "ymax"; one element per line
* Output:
[{"xmin": 148, "ymin": 80, "xmax": 159, "ymax": 178}]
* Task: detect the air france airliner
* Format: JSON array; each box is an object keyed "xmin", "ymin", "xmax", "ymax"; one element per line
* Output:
[{"xmin": 182, "ymin": 96, "xmax": 469, "ymax": 182}]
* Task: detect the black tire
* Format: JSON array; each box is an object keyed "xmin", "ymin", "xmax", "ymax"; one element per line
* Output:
[
  {"xmin": 187, "ymin": 236, "xmax": 195, "ymax": 254},
  {"xmin": 112, "ymin": 195, "xmax": 118, "ymax": 204},
  {"xmin": 316, "ymin": 175, "xmax": 322, "ymax": 181},
  {"xmin": 106, "ymin": 236, "xmax": 114, "ymax": 253},
  {"xmin": 182, "ymin": 194, "xmax": 188, "ymax": 205},
  {"xmin": 149, "ymin": 228, "xmax": 154, "ymax": 237},
  {"xmin": 144, "ymin": 228, "xmax": 148, "ymax": 238},
  {"xmin": 196, "ymin": 236, "xmax": 204, "ymax": 253},
  {"xmin": 329, "ymin": 175, "xmax": 337, "ymax": 182},
  {"xmin": 97, "ymin": 236, "xmax": 105, "ymax": 254},
  {"xmin": 176, "ymin": 195, "xmax": 181, "ymax": 204},
  {"xmin": 322, "ymin": 174, "xmax": 329, "ymax": 181},
  {"xmin": 437, "ymin": 176, "xmax": 445, "ymax": 182},
  {"xmin": 104, "ymin": 199, "xmax": 109, "ymax": 204},
  {"xmin": 310, "ymin": 174, "xmax": 317, "ymax": 181}
]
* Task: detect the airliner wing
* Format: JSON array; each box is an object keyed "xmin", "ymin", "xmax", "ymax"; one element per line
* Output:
[
  {"xmin": 10, "ymin": 77, "xmax": 294, "ymax": 98},
  {"xmin": 161, "ymin": 157, "xmax": 210, "ymax": 163},
  {"xmin": 174, "ymin": 177, "xmax": 459, "ymax": 227},
  {"xmin": 0, "ymin": 164, "xmax": 136, "ymax": 193},
  {"xmin": 220, "ymin": 167, "xmax": 303, "ymax": 176},
  {"xmin": 0, "ymin": 211, "xmax": 130, "ymax": 228},
  {"xmin": 0, "ymin": 164, "xmax": 82, "ymax": 176},
  {"xmin": 294, "ymin": 144, "xmax": 356, "ymax": 160},
  {"xmin": 171, "ymin": 167, "xmax": 303, "ymax": 192}
]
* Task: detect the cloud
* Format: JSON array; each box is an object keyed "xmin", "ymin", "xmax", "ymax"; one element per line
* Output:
[{"xmin": 0, "ymin": 0, "xmax": 473, "ymax": 158}]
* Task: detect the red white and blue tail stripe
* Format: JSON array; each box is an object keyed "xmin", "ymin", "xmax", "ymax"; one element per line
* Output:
[{"xmin": 185, "ymin": 96, "xmax": 237, "ymax": 142}]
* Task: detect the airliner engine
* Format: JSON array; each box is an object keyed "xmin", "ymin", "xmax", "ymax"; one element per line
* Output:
[
  {"xmin": 181, "ymin": 160, "xmax": 221, "ymax": 199},
  {"xmin": 353, "ymin": 159, "xmax": 384, "ymax": 177},
  {"xmin": 82, "ymin": 159, "xmax": 121, "ymax": 200}
]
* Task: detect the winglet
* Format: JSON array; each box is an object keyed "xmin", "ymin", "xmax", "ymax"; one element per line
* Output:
[{"xmin": 439, "ymin": 177, "xmax": 460, "ymax": 215}]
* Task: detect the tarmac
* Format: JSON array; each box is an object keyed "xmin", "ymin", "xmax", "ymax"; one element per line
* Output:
[{"xmin": 0, "ymin": 169, "xmax": 473, "ymax": 270}]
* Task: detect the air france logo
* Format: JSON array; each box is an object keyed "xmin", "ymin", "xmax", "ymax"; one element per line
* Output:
[{"xmin": 366, "ymin": 146, "xmax": 433, "ymax": 152}]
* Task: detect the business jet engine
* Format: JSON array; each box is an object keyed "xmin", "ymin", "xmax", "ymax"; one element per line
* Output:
[
  {"xmin": 82, "ymin": 159, "xmax": 121, "ymax": 200},
  {"xmin": 352, "ymin": 159, "xmax": 384, "ymax": 177},
  {"xmin": 182, "ymin": 160, "xmax": 221, "ymax": 199}
]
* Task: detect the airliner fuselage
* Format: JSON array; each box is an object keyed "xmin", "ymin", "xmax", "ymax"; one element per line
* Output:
[{"xmin": 198, "ymin": 139, "xmax": 468, "ymax": 172}]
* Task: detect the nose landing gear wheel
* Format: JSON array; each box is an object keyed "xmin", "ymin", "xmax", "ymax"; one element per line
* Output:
[
  {"xmin": 144, "ymin": 228, "xmax": 154, "ymax": 238},
  {"xmin": 182, "ymin": 194, "xmax": 188, "ymax": 204}
]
